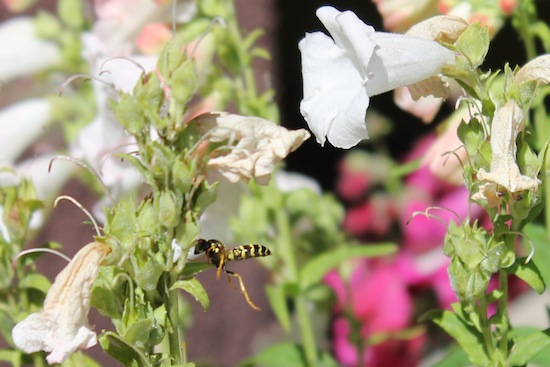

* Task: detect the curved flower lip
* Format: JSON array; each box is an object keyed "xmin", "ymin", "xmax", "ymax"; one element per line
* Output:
[
  {"xmin": 299, "ymin": 6, "xmax": 455, "ymax": 148},
  {"xmin": 12, "ymin": 242, "xmax": 111, "ymax": 364}
]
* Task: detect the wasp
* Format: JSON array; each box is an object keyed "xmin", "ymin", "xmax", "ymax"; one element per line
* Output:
[{"xmin": 194, "ymin": 239, "xmax": 271, "ymax": 310}]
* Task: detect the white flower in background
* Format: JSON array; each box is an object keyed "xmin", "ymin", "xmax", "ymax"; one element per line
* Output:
[
  {"xmin": 198, "ymin": 170, "xmax": 321, "ymax": 244},
  {"xmin": 0, "ymin": 17, "xmax": 61, "ymax": 83},
  {"xmin": 12, "ymin": 242, "xmax": 111, "ymax": 364},
  {"xmin": 0, "ymin": 98, "xmax": 73, "ymax": 230},
  {"xmin": 299, "ymin": 6, "xmax": 455, "ymax": 148},
  {"xmin": 275, "ymin": 170, "xmax": 322, "ymax": 195},
  {"xmin": 194, "ymin": 112, "xmax": 311, "ymax": 185},
  {"xmin": 70, "ymin": 0, "xmax": 196, "ymax": 198},
  {"xmin": 0, "ymin": 99, "xmax": 52, "ymax": 164}
]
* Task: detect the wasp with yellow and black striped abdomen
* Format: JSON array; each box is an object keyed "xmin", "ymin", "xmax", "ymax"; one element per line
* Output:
[{"xmin": 194, "ymin": 239, "xmax": 271, "ymax": 310}]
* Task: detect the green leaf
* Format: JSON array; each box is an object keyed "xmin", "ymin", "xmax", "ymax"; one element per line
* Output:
[
  {"xmin": 239, "ymin": 342, "xmax": 307, "ymax": 367},
  {"xmin": 432, "ymin": 345, "xmax": 470, "ymax": 367},
  {"xmin": 266, "ymin": 284, "xmax": 291, "ymax": 332},
  {"xmin": 170, "ymin": 278, "xmax": 210, "ymax": 310},
  {"xmin": 0, "ymin": 349, "xmax": 23, "ymax": 367},
  {"xmin": 18, "ymin": 273, "xmax": 51, "ymax": 294},
  {"xmin": 509, "ymin": 328, "xmax": 550, "ymax": 366},
  {"xmin": 58, "ymin": 0, "xmax": 83, "ymax": 29},
  {"xmin": 135, "ymin": 257, "xmax": 164, "ymax": 291},
  {"xmin": 99, "ymin": 331, "xmax": 151, "ymax": 367},
  {"xmin": 299, "ymin": 244, "xmax": 396, "ymax": 291},
  {"xmin": 428, "ymin": 309, "xmax": 490, "ymax": 367},
  {"xmin": 506, "ymin": 257, "xmax": 545, "ymax": 294},
  {"xmin": 524, "ymin": 224, "xmax": 550, "ymax": 287}
]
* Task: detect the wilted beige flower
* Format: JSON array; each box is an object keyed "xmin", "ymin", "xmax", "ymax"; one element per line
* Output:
[
  {"xmin": 475, "ymin": 100, "xmax": 540, "ymax": 200},
  {"xmin": 405, "ymin": 15, "xmax": 467, "ymax": 101},
  {"xmin": 195, "ymin": 112, "xmax": 310, "ymax": 185},
  {"xmin": 12, "ymin": 242, "xmax": 111, "ymax": 364},
  {"xmin": 514, "ymin": 55, "xmax": 550, "ymax": 85}
]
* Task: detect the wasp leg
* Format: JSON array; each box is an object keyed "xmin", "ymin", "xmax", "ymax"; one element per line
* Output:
[
  {"xmin": 226, "ymin": 269, "xmax": 261, "ymax": 311},
  {"xmin": 225, "ymin": 273, "xmax": 239, "ymax": 290},
  {"xmin": 215, "ymin": 252, "xmax": 226, "ymax": 280}
]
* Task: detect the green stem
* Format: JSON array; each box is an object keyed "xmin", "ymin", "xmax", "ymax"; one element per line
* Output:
[
  {"xmin": 167, "ymin": 276, "xmax": 183, "ymax": 366},
  {"xmin": 479, "ymin": 294, "xmax": 495, "ymax": 357},
  {"xmin": 498, "ymin": 269, "xmax": 510, "ymax": 358},
  {"xmin": 275, "ymin": 210, "xmax": 318, "ymax": 367},
  {"xmin": 516, "ymin": 0, "xmax": 538, "ymax": 60},
  {"xmin": 227, "ymin": 1, "xmax": 258, "ymax": 115}
]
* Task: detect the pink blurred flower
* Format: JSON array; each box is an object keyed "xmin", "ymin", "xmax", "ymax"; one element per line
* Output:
[
  {"xmin": 344, "ymin": 195, "xmax": 394, "ymax": 237},
  {"xmin": 136, "ymin": 23, "xmax": 173, "ymax": 55},
  {"xmin": 337, "ymin": 171, "xmax": 370, "ymax": 202},
  {"xmin": 372, "ymin": 0, "xmax": 439, "ymax": 33},
  {"xmin": 325, "ymin": 257, "xmax": 424, "ymax": 367}
]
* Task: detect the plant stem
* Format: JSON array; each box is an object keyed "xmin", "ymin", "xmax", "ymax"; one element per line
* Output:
[
  {"xmin": 516, "ymin": 0, "xmax": 537, "ymax": 61},
  {"xmin": 479, "ymin": 293, "xmax": 495, "ymax": 357},
  {"xmin": 275, "ymin": 209, "xmax": 318, "ymax": 367},
  {"xmin": 167, "ymin": 276, "xmax": 183, "ymax": 366},
  {"xmin": 227, "ymin": 0, "xmax": 259, "ymax": 115},
  {"xmin": 497, "ymin": 269, "xmax": 510, "ymax": 358}
]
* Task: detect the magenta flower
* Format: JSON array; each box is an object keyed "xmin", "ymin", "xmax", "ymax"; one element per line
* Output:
[{"xmin": 325, "ymin": 257, "xmax": 422, "ymax": 367}]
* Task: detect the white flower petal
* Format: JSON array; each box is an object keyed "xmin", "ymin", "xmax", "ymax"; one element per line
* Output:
[
  {"xmin": 0, "ymin": 99, "xmax": 52, "ymax": 164},
  {"xmin": 275, "ymin": 170, "xmax": 322, "ymax": 195},
  {"xmin": 299, "ymin": 6, "xmax": 455, "ymax": 149},
  {"xmin": 299, "ymin": 32, "xmax": 370, "ymax": 148},
  {"xmin": 367, "ymin": 31, "xmax": 455, "ymax": 96},
  {"xmin": 514, "ymin": 55, "xmax": 550, "ymax": 85},
  {"xmin": 0, "ymin": 18, "xmax": 61, "ymax": 83},
  {"xmin": 12, "ymin": 242, "xmax": 111, "ymax": 364}
]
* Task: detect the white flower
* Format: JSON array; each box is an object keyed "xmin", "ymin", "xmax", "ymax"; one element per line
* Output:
[
  {"xmin": 275, "ymin": 170, "xmax": 322, "ymax": 195},
  {"xmin": 195, "ymin": 112, "xmax": 310, "ymax": 185},
  {"xmin": 0, "ymin": 17, "xmax": 61, "ymax": 83},
  {"xmin": 12, "ymin": 242, "xmax": 111, "ymax": 364},
  {"xmin": 299, "ymin": 6, "xmax": 455, "ymax": 148},
  {"xmin": 0, "ymin": 99, "xmax": 52, "ymax": 164},
  {"xmin": 475, "ymin": 100, "xmax": 541, "ymax": 204}
]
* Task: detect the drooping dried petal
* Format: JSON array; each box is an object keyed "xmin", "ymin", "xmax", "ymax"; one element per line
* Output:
[
  {"xmin": 195, "ymin": 112, "xmax": 310, "ymax": 185},
  {"xmin": 476, "ymin": 100, "xmax": 540, "ymax": 196},
  {"xmin": 12, "ymin": 242, "xmax": 111, "ymax": 364}
]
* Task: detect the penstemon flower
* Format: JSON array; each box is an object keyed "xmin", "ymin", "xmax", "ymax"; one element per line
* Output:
[
  {"xmin": 12, "ymin": 242, "xmax": 111, "ymax": 364},
  {"xmin": 299, "ymin": 6, "xmax": 455, "ymax": 148}
]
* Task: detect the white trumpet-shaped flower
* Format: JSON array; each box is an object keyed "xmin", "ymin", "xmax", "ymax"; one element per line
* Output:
[
  {"xmin": 12, "ymin": 242, "xmax": 111, "ymax": 364},
  {"xmin": 0, "ymin": 17, "xmax": 61, "ymax": 83},
  {"xmin": 299, "ymin": 6, "xmax": 455, "ymax": 148}
]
